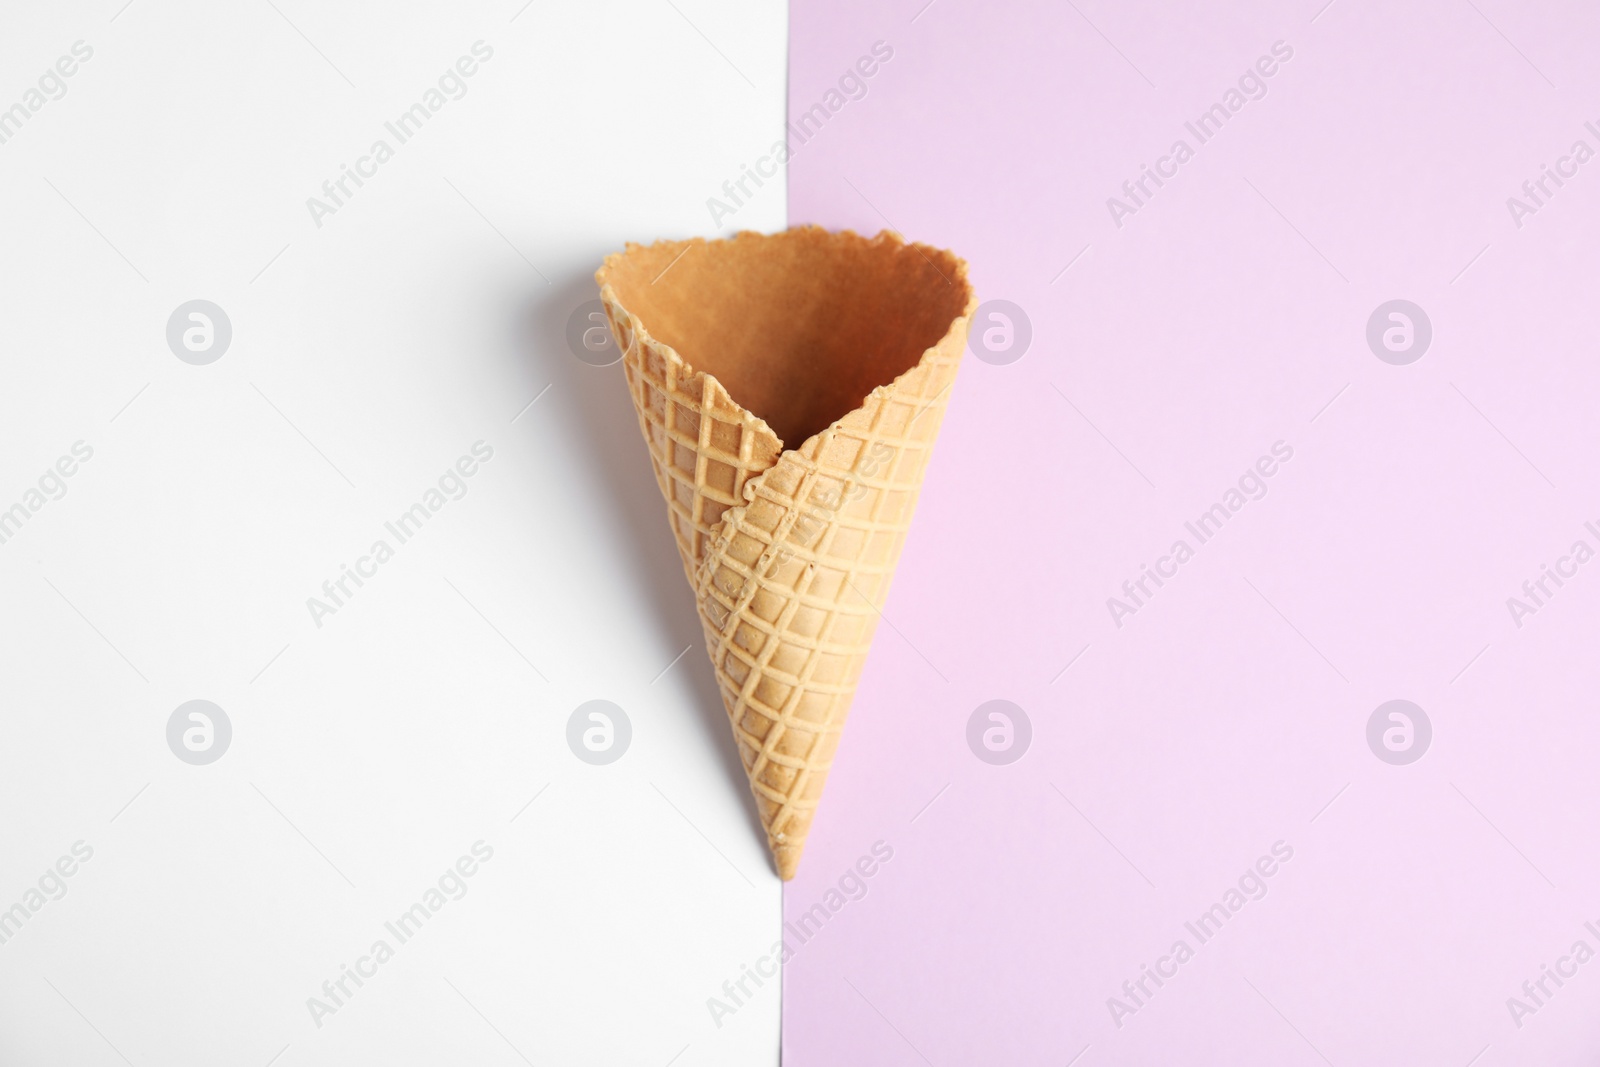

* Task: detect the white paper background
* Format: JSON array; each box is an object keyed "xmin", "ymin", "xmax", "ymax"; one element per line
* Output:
[{"xmin": 0, "ymin": 1, "xmax": 787, "ymax": 1063}]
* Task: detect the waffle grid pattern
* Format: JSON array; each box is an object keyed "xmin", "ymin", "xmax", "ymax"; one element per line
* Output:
[
  {"xmin": 598, "ymin": 238, "xmax": 975, "ymax": 878},
  {"xmin": 604, "ymin": 297, "xmax": 781, "ymax": 586},
  {"xmin": 691, "ymin": 352, "xmax": 962, "ymax": 873}
]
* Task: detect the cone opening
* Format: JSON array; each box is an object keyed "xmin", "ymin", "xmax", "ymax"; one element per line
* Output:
[{"xmin": 600, "ymin": 228, "xmax": 971, "ymax": 450}]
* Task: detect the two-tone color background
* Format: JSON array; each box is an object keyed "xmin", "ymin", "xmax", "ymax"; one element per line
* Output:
[{"xmin": 4, "ymin": 1, "xmax": 1600, "ymax": 1064}]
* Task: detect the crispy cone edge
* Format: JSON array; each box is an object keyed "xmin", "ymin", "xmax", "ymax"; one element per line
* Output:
[{"xmin": 595, "ymin": 226, "xmax": 977, "ymax": 879}]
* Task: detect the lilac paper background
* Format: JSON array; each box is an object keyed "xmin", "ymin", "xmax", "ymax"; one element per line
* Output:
[{"xmin": 784, "ymin": 1, "xmax": 1600, "ymax": 1063}]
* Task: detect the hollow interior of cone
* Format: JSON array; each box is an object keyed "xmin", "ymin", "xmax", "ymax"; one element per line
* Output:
[{"xmin": 606, "ymin": 231, "xmax": 969, "ymax": 449}]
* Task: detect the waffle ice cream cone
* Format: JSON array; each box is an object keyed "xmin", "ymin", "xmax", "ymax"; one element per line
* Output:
[{"xmin": 595, "ymin": 226, "xmax": 976, "ymax": 880}]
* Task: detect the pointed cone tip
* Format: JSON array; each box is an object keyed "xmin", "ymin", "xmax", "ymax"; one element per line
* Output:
[
  {"xmin": 602, "ymin": 226, "xmax": 975, "ymax": 888},
  {"xmin": 773, "ymin": 844, "xmax": 801, "ymax": 882}
]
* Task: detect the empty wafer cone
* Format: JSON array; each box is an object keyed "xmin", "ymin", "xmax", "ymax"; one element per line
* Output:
[{"xmin": 595, "ymin": 226, "xmax": 976, "ymax": 880}]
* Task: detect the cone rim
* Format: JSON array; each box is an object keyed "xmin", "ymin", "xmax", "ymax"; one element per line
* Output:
[{"xmin": 594, "ymin": 225, "xmax": 977, "ymax": 461}]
